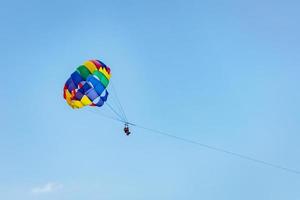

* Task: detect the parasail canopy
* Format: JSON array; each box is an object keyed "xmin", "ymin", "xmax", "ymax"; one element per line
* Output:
[{"xmin": 63, "ymin": 60, "xmax": 111, "ymax": 109}]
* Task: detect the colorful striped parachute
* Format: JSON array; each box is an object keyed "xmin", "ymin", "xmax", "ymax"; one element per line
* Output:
[{"xmin": 63, "ymin": 60, "xmax": 111, "ymax": 109}]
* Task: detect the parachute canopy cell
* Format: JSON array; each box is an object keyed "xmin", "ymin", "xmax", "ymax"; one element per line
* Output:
[{"xmin": 63, "ymin": 59, "xmax": 111, "ymax": 109}]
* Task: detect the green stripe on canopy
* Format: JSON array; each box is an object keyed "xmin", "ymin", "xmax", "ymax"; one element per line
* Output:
[
  {"xmin": 93, "ymin": 70, "xmax": 109, "ymax": 87},
  {"xmin": 77, "ymin": 65, "xmax": 90, "ymax": 80}
]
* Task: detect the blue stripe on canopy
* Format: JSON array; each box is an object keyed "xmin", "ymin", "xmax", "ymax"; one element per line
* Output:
[
  {"xmin": 86, "ymin": 74, "xmax": 107, "ymax": 96},
  {"xmin": 75, "ymin": 91, "xmax": 84, "ymax": 100},
  {"xmin": 66, "ymin": 78, "xmax": 76, "ymax": 92},
  {"xmin": 86, "ymin": 88, "xmax": 99, "ymax": 101},
  {"xmin": 101, "ymin": 90, "xmax": 109, "ymax": 101},
  {"xmin": 71, "ymin": 71, "xmax": 83, "ymax": 86},
  {"xmin": 94, "ymin": 84, "xmax": 105, "ymax": 96},
  {"xmin": 86, "ymin": 75, "xmax": 99, "ymax": 87},
  {"xmin": 93, "ymin": 96, "xmax": 104, "ymax": 107}
]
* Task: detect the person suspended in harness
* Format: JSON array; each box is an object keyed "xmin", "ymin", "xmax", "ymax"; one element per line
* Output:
[{"xmin": 124, "ymin": 123, "xmax": 131, "ymax": 136}]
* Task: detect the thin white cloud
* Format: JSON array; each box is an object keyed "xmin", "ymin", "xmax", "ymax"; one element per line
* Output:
[{"xmin": 31, "ymin": 182, "xmax": 63, "ymax": 195}]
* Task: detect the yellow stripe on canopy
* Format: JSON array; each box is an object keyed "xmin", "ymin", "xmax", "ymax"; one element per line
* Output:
[
  {"xmin": 72, "ymin": 100, "xmax": 84, "ymax": 108},
  {"xmin": 64, "ymin": 89, "xmax": 72, "ymax": 101},
  {"xmin": 84, "ymin": 61, "xmax": 97, "ymax": 73},
  {"xmin": 80, "ymin": 95, "xmax": 92, "ymax": 106},
  {"xmin": 66, "ymin": 98, "xmax": 73, "ymax": 108},
  {"xmin": 99, "ymin": 67, "xmax": 111, "ymax": 79}
]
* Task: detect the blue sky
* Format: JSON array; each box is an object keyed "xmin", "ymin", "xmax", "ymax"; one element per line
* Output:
[{"xmin": 1, "ymin": 0, "xmax": 300, "ymax": 199}]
